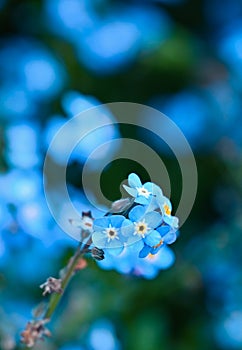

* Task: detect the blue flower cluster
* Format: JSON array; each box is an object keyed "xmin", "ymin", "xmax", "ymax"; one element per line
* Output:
[{"xmin": 88, "ymin": 173, "xmax": 179, "ymax": 278}]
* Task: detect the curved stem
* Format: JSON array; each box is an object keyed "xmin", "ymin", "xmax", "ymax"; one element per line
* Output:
[{"xmin": 44, "ymin": 242, "xmax": 83, "ymax": 320}]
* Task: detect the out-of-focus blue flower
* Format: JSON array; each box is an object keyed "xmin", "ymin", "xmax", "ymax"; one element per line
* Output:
[
  {"xmin": 98, "ymin": 244, "xmax": 175, "ymax": 279},
  {"xmin": 7, "ymin": 241, "xmax": 58, "ymax": 284},
  {"xmin": 17, "ymin": 197, "xmax": 53, "ymax": 241},
  {"xmin": 0, "ymin": 200, "xmax": 12, "ymax": 233},
  {"xmin": 0, "ymin": 84, "xmax": 35, "ymax": 120},
  {"xmin": 0, "ymin": 38, "xmax": 65, "ymax": 105},
  {"xmin": 79, "ymin": 20, "xmax": 140, "ymax": 74},
  {"xmin": 217, "ymin": 25, "xmax": 242, "ymax": 80},
  {"xmin": 5, "ymin": 122, "xmax": 41, "ymax": 168},
  {"xmin": 88, "ymin": 319, "xmax": 120, "ymax": 350},
  {"xmin": 43, "ymin": 115, "xmax": 67, "ymax": 164},
  {"xmin": 44, "ymin": 92, "xmax": 120, "ymax": 169},
  {"xmin": 92, "ymin": 215, "xmax": 128, "ymax": 255},
  {"xmin": 118, "ymin": 4, "xmax": 171, "ymax": 52},
  {"xmin": 0, "ymin": 229, "xmax": 31, "ymax": 261},
  {"xmin": 78, "ymin": 4, "xmax": 171, "ymax": 74},
  {"xmin": 62, "ymin": 90, "xmax": 100, "ymax": 116},
  {"xmin": 204, "ymin": 80, "xmax": 241, "ymax": 128},
  {"xmin": 123, "ymin": 173, "xmax": 160, "ymax": 205},
  {"xmin": 45, "ymin": 0, "xmax": 97, "ymax": 39},
  {"xmin": 215, "ymin": 311, "xmax": 242, "ymax": 349},
  {"xmin": 145, "ymin": 90, "xmax": 210, "ymax": 153},
  {"xmin": 134, "ymin": 245, "xmax": 176, "ymax": 278},
  {"xmin": 0, "ymin": 169, "xmax": 42, "ymax": 205},
  {"xmin": 22, "ymin": 58, "xmax": 60, "ymax": 97},
  {"xmin": 0, "ymin": 299, "xmax": 33, "ymax": 339}
]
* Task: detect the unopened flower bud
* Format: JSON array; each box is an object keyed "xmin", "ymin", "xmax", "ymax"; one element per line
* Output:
[
  {"xmin": 20, "ymin": 319, "xmax": 51, "ymax": 348},
  {"xmin": 40, "ymin": 277, "xmax": 63, "ymax": 296},
  {"xmin": 91, "ymin": 247, "xmax": 105, "ymax": 261}
]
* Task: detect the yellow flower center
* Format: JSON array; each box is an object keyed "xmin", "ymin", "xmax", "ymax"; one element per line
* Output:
[
  {"xmin": 148, "ymin": 253, "xmax": 156, "ymax": 260},
  {"xmin": 164, "ymin": 204, "xmax": 171, "ymax": 216},
  {"xmin": 153, "ymin": 239, "xmax": 164, "ymax": 249}
]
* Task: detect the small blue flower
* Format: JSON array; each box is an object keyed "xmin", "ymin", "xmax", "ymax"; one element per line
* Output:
[
  {"xmin": 155, "ymin": 192, "xmax": 179, "ymax": 229},
  {"xmin": 123, "ymin": 205, "xmax": 163, "ymax": 251},
  {"xmin": 139, "ymin": 225, "xmax": 177, "ymax": 258},
  {"xmin": 123, "ymin": 173, "xmax": 161, "ymax": 205},
  {"xmin": 92, "ymin": 215, "xmax": 127, "ymax": 255},
  {"xmin": 136, "ymin": 245, "xmax": 176, "ymax": 278},
  {"xmin": 97, "ymin": 244, "xmax": 175, "ymax": 279}
]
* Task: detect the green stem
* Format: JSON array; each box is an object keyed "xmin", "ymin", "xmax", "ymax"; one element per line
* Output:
[{"xmin": 44, "ymin": 242, "xmax": 83, "ymax": 320}]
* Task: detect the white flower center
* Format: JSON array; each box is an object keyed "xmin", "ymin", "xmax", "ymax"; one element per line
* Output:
[
  {"xmin": 104, "ymin": 224, "xmax": 119, "ymax": 242},
  {"xmin": 136, "ymin": 186, "xmax": 151, "ymax": 198},
  {"xmin": 134, "ymin": 220, "xmax": 150, "ymax": 238}
]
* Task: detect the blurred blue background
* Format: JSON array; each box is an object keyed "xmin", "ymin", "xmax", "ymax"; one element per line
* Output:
[{"xmin": 0, "ymin": 0, "xmax": 242, "ymax": 349}]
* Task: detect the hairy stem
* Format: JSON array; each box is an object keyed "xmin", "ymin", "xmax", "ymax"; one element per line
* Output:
[{"xmin": 44, "ymin": 242, "xmax": 83, "ymax": 320}]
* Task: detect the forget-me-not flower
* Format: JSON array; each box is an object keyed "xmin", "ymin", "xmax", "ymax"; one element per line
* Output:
[
  {"xmin": 123, "ymin": 173, "xmax": 160, "ymax": 205},
  {"xmin": 139, "ymin": 224, "xmax": 177, "ymax": 258},
  {"xmin": 123, "ymin": 205, "xmax": 163, "ymax": 249},
  {"xmin": 155, "ymin": 192, "xmax": 179, "ymax": 229},
  {"xmin": 92, "ymin": 215, "xmax": 128, "ymax": 255}
]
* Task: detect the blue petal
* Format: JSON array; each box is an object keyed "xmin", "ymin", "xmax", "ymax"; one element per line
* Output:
[
  {"xmin": 153, "ymin": 184, "xmax": 163, "ymax": 196},
  {"xmin": 156, "ymin": 193, "xmax": 171, "ymax": 211},
  {"xmin": 144, "ymin": 211, "xmax": 163, "ymax": 228},
  {"xmin": 146, "ymin": 196, "xmax": 160, "ymax": 211},
  {"xmin": 139, "ymin": 244, "xmax": 151, "ymax": 258},
  {"xmin": 135, "ymin": 196, "xmax": 149, "ymax": 205},
  {"xmin": 126, "ymin": 239, "xmax": 144, "ymax": 254},
  {"xmin": 138, "ymin": 267, "xmax": 159, "ymax": 279},
  {"xmin": 110, "ymin": 215, "xmax": 125, "ymax": 228},
  {"xmin": 108, "ymin": 238, "xmax": 124, "ymax": 249},
  {"xmin": 93, "ymin": 217, "xmax": 110, "ymax": 231},
  {"xmin": 155, "ymin": 246, "xmax": 175, "ymax": 269},
  {"xmin": 97, "ymin": 256, "xmax": 114, "ymax": 270},
  {"xmin": 164, "ymin": 215, "xmax": 179, "ymax": 229},
  {"xmin": 92, "ymin": 232, "xmax": 107, "ymax": 248},
  {"xmin": 128, "ymin": 173, "xmax": 142, "ymax": 188},
  {"xmin": 160, "ymin": 196, "xmax": 172, "ymax": 214},
  {"xmin": 143, "ymin": 182, "xmax": 158, "ymax": 195},
  {"xmin": 121, "ymin": 219, "xmax": 134, "ymax": 237},
  {"xmin": 125, "ymin": 234, "xmax": 142, "ymax": 246},
  {"xmin": 144, "ymin": 229, "xmax": 161, "ymax": 247},
  {"xmin": 107, "ymin": 246, "xmax": 124, "ymax": 256},
  {"xmin": 128, "ymin": 205, "xmax": 145, "ymax": 222},
  {"xmin": 122, "ymin": 184, "xmax": 137, "ymax": 197},
  {"xmin": 164, "ymin": 232, "xmax": 177, "ymax": 244},
  {"xmin": 156, "ymin": 225, "xmax": 171, "ymax": 236},
  {"xmin": 150, "ymin": 246, "xmax": 161, "ymax": 255}
]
